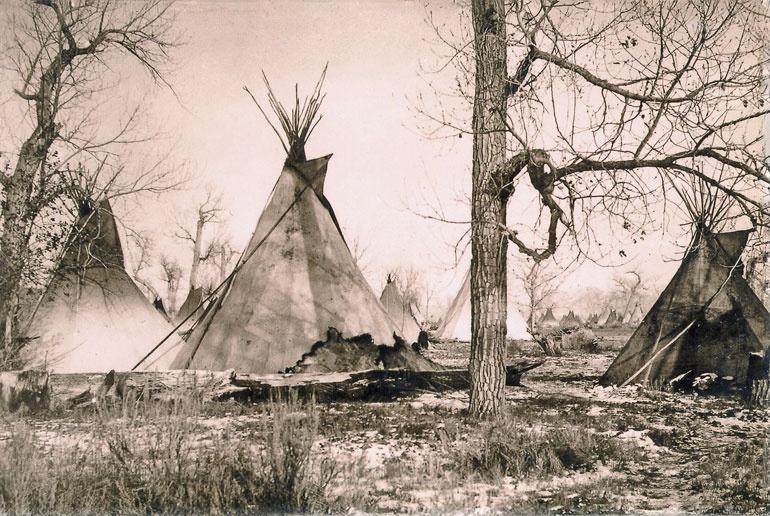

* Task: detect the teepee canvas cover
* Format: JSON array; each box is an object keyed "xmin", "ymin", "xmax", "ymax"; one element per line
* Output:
[
  {"xmin": 169, "ymin": 156, "xmax": 399, "ymax": 373},
  {"xmin": 600, "ymin": 230, "xmax": 770, "ymax": 386},
  {"xmin": 437, "ymin": 270, "xmax": 531, "ymax": 341},
  {"xmin": 22, "ymin": 200, "xmax": 174, "ymax": 373},
  {"xmin": 379, "ymin": 276, "xmax": 421, "ymax": 343}
]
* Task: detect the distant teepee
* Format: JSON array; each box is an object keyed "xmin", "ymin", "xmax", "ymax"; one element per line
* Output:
[
  {"xmin": 379, "ymin": 275, "xmax": 421, "ymax": 343},
  {"xmin": 155, "ymin": 69, "xmax": 399, "ymax": 373},
  {"xmin": 628, "ymin": 303, "xmax": 644, "ymax": 325},
  {"xmin": 22, "ymin": 199, "xmax": 174, "ymax": 373},
  {"xmin": 437, "ymin": 270, "xmax": 531, "ymax": 341},
  {"xmin": 560, "ymin": 310, "xmax": 583, "ymax": 329},
  {"xmin": 538, "ymin": 307, "xmax": 560, "ymax": 330},
  {"xmin": 175, "ymin": 286, "xmax": 204, "ymax": 325}
]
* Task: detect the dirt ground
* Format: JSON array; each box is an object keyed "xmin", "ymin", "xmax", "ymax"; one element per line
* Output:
[{"xmin": 2, "ymin": 329, "xmax": 769, "ymax": 514}]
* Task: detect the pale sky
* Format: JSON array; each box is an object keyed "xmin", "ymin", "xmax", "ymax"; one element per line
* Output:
[{"xmin": 4, "ymin": 0, "xmax": 760, "ymax": 317}]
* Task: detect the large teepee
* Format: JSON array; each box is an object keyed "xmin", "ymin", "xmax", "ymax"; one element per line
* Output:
[
  {"xmin": 379, "ymin": 275, "xmax": 421, "ymax": 343},
  {"xmin": 22, "ymin": 199, "xmax": 174, "ymax": 373},
  {"xmin": 437, "ymin": 270, "xmax": 531, "ymax": 341},
  {"xmin": 154, "ymin": 71, "xmax": 399, "ymax": 373},
  {"xmin": 601, "ymin": 178, "xmax": 770, "ymax": 386}
]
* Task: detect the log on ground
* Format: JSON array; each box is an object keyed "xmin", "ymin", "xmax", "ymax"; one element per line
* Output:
[{"xmin": 10, "ymin": 361, "xmax": 544, "ymax": 409}]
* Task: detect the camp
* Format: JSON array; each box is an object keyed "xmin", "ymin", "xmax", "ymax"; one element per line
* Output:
[
  {"xmin": 21, "ymin": 199, "xmax": 174, "ymax": 373},
  {"xmin": 601, "ymin": 179, "xmax": 770, "ymax": 387},
  {"xmin": 437, "ymin": 270, "xmax": 531, "ymax": 341},
  {"xmin": 379, "ymin": 274, "xmax": 421, "ymax": 344},
  {"xmin": 160, "ymin": 71, "xmax": 400, "ymax": 374}
]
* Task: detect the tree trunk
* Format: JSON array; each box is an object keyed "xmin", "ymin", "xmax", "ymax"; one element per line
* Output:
[
  {"xmin": 469, "ymin": 0, "xmax": 509, "ymax": 418},
  {"xmin": 0, "ymin": 138, "xmax": 48, "ymax": 353},
  {"xmin": 189, "ymin": 217, "xmax": 205, "ymax": 289}
]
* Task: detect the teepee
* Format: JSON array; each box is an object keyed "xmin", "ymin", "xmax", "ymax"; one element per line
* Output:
[
  {"xmin": 596, "ymin": 306, "xmax": 611, "ymax": 327},
  {"xmin": 379, "ymin": 275, "xmax": 421, "ymax": 343},
  {"xmin": 436, "ymin": 270, "xmax": 532, "ymax": 341},
  {"xmin": 560, "ymin": 310, "xmax": 583, "ymax": 329},
  {"xmin": 601, "ymin": 177, "xmax": 770, "ymax": 386},
  {"xmin": 22, "ymin": 199, "xmax": 174, "ymax": 373},
  {"xmin": 175, "ymin": 286, "xmax": 204, "ymax": 325},
  {"xmin": 153, "ymin": 296, "xmax": 169, "ymax": 319},
  {"xmin": 157, "ymin": 70, "xmax": 399, "ymax": 373},
  {"xmin": 621, "ymin": 309, "xmax": 632, "ymax": 325},
  {"xmin": 538, "ymin": 307, "xmax": 560, "ymax": 330},
  {"xmin": 628, "ymin": 303, "xmax": 644, "ymax": 325}
]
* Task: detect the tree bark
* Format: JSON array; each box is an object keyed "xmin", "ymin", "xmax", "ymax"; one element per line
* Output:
[
  {"xmin": 0, "ymin": 133, "xmax": 54, "ymax": 352},
  {"xmin": 469, "ymin": 0, "xmax": 509, "ymax": 418},
  {"xmin": 189, "ymin": 217, "xmax": 205, "ymax": 289}
]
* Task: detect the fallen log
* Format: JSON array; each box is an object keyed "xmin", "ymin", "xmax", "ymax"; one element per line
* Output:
[
  {"xmin": 49, "ymin": 369, "xmax": 235, "ymax": 408},
  {"xmin": 221, "ymin": 361, "xmax": 544, "ymax": 402},
  {"xmin": 3, "ymin": 361, "xmax": 544, "ymax": 411}
]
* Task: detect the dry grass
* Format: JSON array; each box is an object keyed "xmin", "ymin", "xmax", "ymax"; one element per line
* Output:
[
  {"xmin": 691, "ymin": 440, "xmax": 770, "ymax": 513},
  {"xmin": 448, "ymin": 407, "xmax": 640, "ymax": 481},
  {"xmin": 0, "ymin": 396, "xmax": 341, "ymax": 514}
]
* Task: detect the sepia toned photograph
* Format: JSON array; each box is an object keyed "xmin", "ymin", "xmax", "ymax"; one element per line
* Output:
[{"xmin": 1, "ymin": 0, "xmax": 769, "ymax": 513}]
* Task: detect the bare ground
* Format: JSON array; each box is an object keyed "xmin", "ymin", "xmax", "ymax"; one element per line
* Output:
[{"xmin": 1, "ymin": 332, "xmax": 768, "ymax": 514}]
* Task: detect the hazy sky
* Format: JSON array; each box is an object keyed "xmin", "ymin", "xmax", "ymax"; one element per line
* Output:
[{"xmin": 5, "ymin": 0, "xmax": 749, "ymax": 316}]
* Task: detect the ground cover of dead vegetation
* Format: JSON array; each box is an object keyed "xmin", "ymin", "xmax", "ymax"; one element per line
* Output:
[{"xmin": 0, "ymin": 331, "xmax": 768, "ymax": 514}]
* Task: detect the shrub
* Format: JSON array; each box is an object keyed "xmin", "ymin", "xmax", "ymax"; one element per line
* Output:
[
  {"xmin": 258, "ymin": 399, "xmax": 337, "ymax": 513},
  {"xmin": 562, "ymin": 328, "xmax": 600, "ymax": 352}
]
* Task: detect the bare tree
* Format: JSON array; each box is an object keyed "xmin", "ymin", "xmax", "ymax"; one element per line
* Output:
[
  {"xmin": 612, "ymin": 270, "xmax": 644, "ymax": 319},
  {"xmin": 511, "ymin": 258, "xmax": 562, "ymax": 333},
  {"xmin": 126, "ymin": 230, "xmax": 158, "ymax": 299},
  {"xmin": 387, "ymin": 265, "xmax": 436, "ymax": 323},
  {"xmin": 204, "ymin": 233, "xmax": 239, "ymax": 284},
  {"xmin": 159, "ymin": 254, "xmax": 182, "ymax": 315},
  {"xmin": 0, "ymin": 0, "xmax": 176, "ymax": 351},
  {"xmin": 426, "ymin": 0, "xmax": 770, "ymax": 416},
  {"xmin": 349, "ymin": 233, "xmax": 371, "ymax": 275},
  {"xmin": 175, "ymin": 190, "xmax": 224, "ymax": 291}
]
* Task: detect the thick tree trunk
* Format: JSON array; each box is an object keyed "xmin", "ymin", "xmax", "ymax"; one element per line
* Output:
[
  {"xmin": 0, "ymin": 138, "xmax": 48, "ymax": 354},
  {"xmin": 469, "ymin": 0, "xmax": 509, "ymax": 418}
]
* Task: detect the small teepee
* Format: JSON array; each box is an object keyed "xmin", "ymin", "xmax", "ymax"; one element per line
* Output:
[
  {"xmin": 379, "ymin": 275, "xmax": 421, "ymax": 343},
  {"xmin": 538, "ymin": 307, "xmax": 560, "ymax": 330},
  {"xmin": 601, "ymin": 177, "xmax": 770, "ymax": 386},
  {"xmin": 22, "ymin": 199, "xmax": 174, "ymax": 373},
  {"xmin": 621, "ymin": 309, "xmax": 632, "ymax": 325},
  {"xmin": 154, "ymin": 70, "xmax": 399, "ymax": 373},
  {"xmin": 560, "ymin": 310, "xmax": 583, "ymax": 329},
  {"xmin": 596, "ymin": 306, "xmax": 611, "ymax": 327},
  {"xmin": 175, "ymin": 286, "xmax": 204, "ymax": 325},
  {"xmin": 628, "ymin": 303, "xmax": 644, "ymax": 325},
  {"xmin": 153, "ymin": 296, "xmax": 168, "ymax": 318},
  {"xmin": 437, "ymin": 270, "xmax": 532, "ymax": 341}
]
